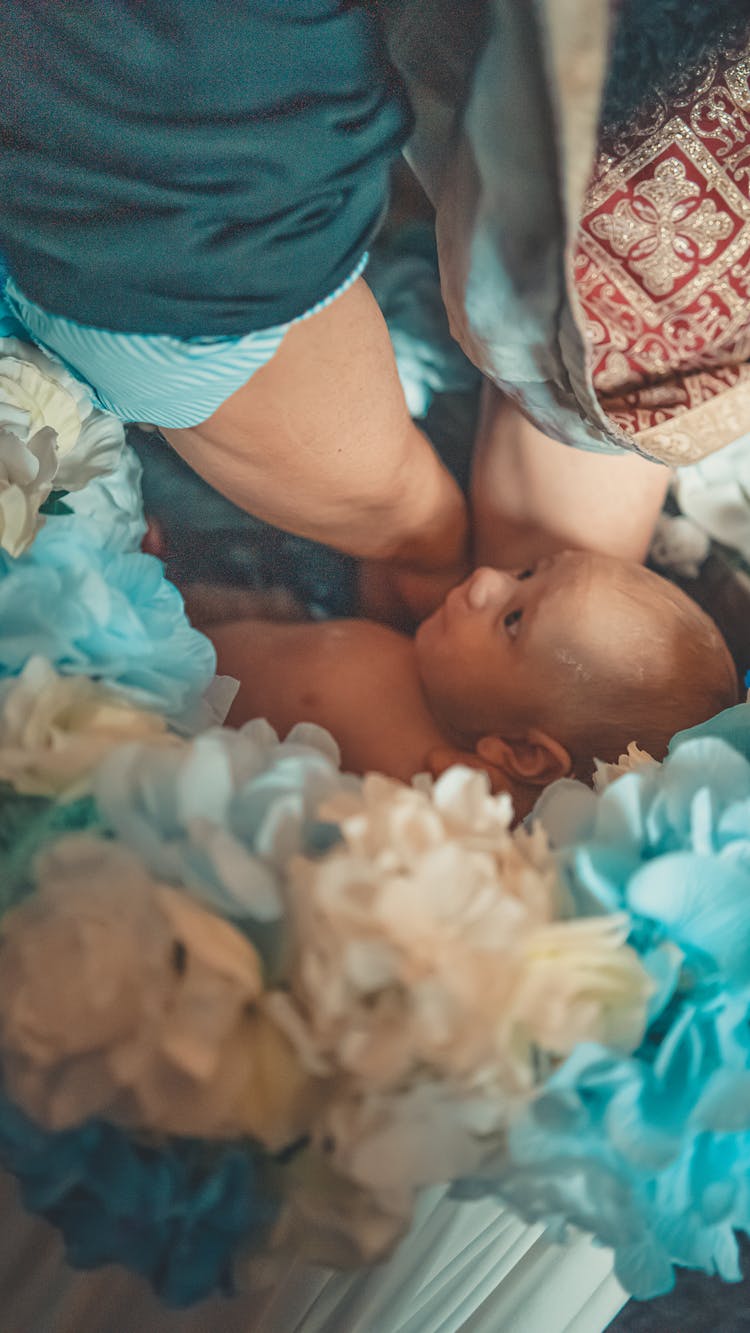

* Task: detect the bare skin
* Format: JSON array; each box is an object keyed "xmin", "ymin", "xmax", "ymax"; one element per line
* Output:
[
  {"xmin": 214, "ymin": 616, "xmax": 444, "ymax": 784},
  {"xmin": 208, "ymin": 552, "xmax": 735, "ymax": 814},
  {"xmin": 163, "ymin": 277, "xmax": 469, "ymax": 622},
  {"xmin": 471, "ymin": 383, "xmax": 672, "ymax": 570}
]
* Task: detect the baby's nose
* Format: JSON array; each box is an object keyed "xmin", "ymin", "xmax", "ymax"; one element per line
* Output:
[{"xmin": 466, "ymin": 566, "xmax": 516, "ymax": 611}]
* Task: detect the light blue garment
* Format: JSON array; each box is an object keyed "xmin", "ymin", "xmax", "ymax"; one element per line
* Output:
[{"xmin": 0, "ymin": 252, "xmax": 368, "ymax": 428}]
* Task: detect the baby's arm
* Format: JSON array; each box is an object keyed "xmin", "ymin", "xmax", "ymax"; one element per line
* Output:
[{"xmin": 470, "ymin": 384, "xmax": 670, "ymax": 569}]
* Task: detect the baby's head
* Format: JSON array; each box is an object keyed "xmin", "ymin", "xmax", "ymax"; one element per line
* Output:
[{"xmin": 415, "ymin": 551, "xmax": 738, "ymax": 788}]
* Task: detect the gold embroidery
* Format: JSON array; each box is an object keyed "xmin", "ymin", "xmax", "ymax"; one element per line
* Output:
[
  {"xmin": 635, "ymin": 373, "xmax": 750, "ymax": 465},
  {"xmin": 581, "ymin": 118, "xmax": 750, "ymax": 325},
  {"xmin": 590, "ymin": 158, "xmax": 734, "ymax": 297},
  {"xmin": 725, "ymin": 56, "xmax": 750, "ymax": 112}
]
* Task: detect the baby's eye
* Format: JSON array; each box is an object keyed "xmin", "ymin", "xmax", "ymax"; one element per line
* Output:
[
  {"xmin": 504, "ymin": 608, "xmax": 523, "ymax": 638},
  {"xmin": 515, "ymin": 568, "xmax": 535, "ymax": 581}
]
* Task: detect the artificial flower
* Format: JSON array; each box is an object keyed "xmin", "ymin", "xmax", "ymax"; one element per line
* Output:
[
  {"xmin": 247, "ymin": 1148, "xmax": 409, "ymax": 1278},
  {"xmin": 61, "ymin": 439, "xmax": 146, "ymax": 553},
  {"xmin": 0, "ymin": 518, "xmax": 216, "ymax": 717},
  {"xmin": 648, "ymin": 512, "xmax": 710, "ymax": 580},
  {"xmin": 0, "ymin": 1093, "xmax": 276, "ymax": 1306},
  {"xmin": 0, "ymin": 657, "xmax": 177, "ymax": 796},
  {"xmin": 0, "ymin": 835, "xmax": 314, "ymax": 1147},
  {"xmin": 592, "ymin": 741, "xmax": 659, "ymax": 792},
  {"xmin": 0, "ymin": 338, "xmax": 125, "ymax": 555},
  {"xmin": 462, "ymin": 991, "xmax": 750, "ymax": 1300},
  {"xmin": 316, "ymin": 1080, "xmax": 506, "ymax": 1205},
  {"xmin": 535, "ymin": 732, "xmax": 750, "ymax": 993},
  {"xmin": 0, "ymin": 423, "xmax": 58, "ymax": 557},
  {"xmin": 274, "ymin": 767, "xmax": 650, "ymax": 1102},
  {"xmin": 92, "ymin": 718, "xmax": 354, "ymax": 927}
]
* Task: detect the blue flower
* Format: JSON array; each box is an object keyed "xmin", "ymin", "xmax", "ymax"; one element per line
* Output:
[
  {"xmin": 534, "ymin": 735, "xmax": 750, "ymax": 999},
  {"xmin": 92, "ymin": 719, "xmax": 354, "ymax": 943},
  {"xmin": 458, "ymin": 996, "xmax": 750, "ymax": 1299},
  {"xmin": 671, "ymin": 700, "xmax": 750, "ymax": 765},
  {"xmin": 0, "ymin": 1088, "xmax": 277, "ymax": 1306},
  {"xmin": 499, "ymin": 722, "xmax": 750, "ymax": 1297},
  {"xmin": 0, "ymin": 518, "xmax": 216, "ymax": 718}
]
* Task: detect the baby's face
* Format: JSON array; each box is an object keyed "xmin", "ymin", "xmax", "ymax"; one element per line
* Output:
[{"xmin": 415, "ymin": 551, "xmax": 656, "ymax": 741}]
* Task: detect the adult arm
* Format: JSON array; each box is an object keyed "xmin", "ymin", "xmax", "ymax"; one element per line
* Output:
[
  {"xmin": 164, "ymin": 277, "xmax": 469, "ymax": 620},
  {"xmin": 471, "ymin": 384, "xmax": 671, "ymax": 569}
]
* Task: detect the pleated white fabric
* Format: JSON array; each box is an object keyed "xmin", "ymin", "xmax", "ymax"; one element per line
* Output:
[{"xmin": 0, "ymin": 1170, "xmax": 626, "ymax": 1333}]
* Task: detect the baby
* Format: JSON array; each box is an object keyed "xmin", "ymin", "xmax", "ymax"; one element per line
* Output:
[{"xmin": 207, "ymin": 550, "xmax": 738, "ymax": 817}]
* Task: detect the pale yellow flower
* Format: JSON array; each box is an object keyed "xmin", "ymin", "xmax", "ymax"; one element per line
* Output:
[
  {"xmin": 0, "ymin": 836, "xmax": 317, "ymax": 1148},
  {"xmin": 0, "ymin": 658, "xmax": 178, "ymax": 796}
]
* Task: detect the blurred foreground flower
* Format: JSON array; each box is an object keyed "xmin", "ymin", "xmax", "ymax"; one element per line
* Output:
[
  {"xmin": 0, "ymin": 338, "xmax": 124, "ymax": 555},
  {"xmin": 0, "ymin": 836, "xmax": 317, "ymax": 1149}
]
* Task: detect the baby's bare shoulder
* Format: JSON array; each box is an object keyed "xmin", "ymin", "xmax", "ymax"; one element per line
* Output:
[{"xmin": 307, "ymin": 618, "xmax": 411, "ymax": 662}]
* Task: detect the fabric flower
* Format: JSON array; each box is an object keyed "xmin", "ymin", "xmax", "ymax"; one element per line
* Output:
[
  {"xmin": 0, "ymin": 338, "xmax": 125, "ymax": 555},
  {"xmin": 0, "ymin": 787, "xmax": 101, "ymax": 916},
  {"xmin": 534, "ymin": 731, "xmax": 750, "ymax": 995},
  {"xmin": 0, "ymin": 658, "xmax": 177, "ymax": 796},
  {"xmin": 92, "ymin": 719, "xmax": 354, "ymax": 928},
  {"xmin": 648, "ymin": 512, "xmax": 710, "ymax": 580},
  {"xmin": 486, "ymin": 713, "xmax": 750, "ymax": 1298},
  {"xmin": 462, "ymin": 991, "xmax": 750, "ymax": 1301},
  {"xmin": 248, "ymin": 1146, "xmax": 410, "ymax": 1278},
  {"xmin": 0, "ymin": 518, "xmax": 216, "ymax": 718},
  {"xmin": 273, "ymin": 768, "xmax": 651, "ymax": 1103},
  {"xmin": 592, "ymin": 741, "xmax": 659, "ymax": 792},
  {"xmin": 0, "ymin": 1093, "xmax": 276, "ymax": 1306},
  {"xmin": 314, "ymin": 1080, "xmax": 508, "ymax": 1207},
  {"xmin": 61, "ymin": 439, "xmax": 146, "ymax": 553},
  {"xmin": 0, "ymin": 835, "xmax": 314, "ymax": 1149},
  {"xmin": 0, "ymin": 422, "xmax": 58, "ymax": 557}
]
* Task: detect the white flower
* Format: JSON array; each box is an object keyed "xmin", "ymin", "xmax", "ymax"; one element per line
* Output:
[
  {"xmin": 318, "ymin": 1081, "xmax": 505, "ymax": 1202},
  {"xmin": 61, "ymin": 441, "xmax": 146, "ymax": 553},
  {"xmin": 92, "ymin": 719, "xmax": 355, "ymax": 923},
  {"xmin": 648, "ymin": 512, "xmax": 710, "ymax": 580},
  {"xmin": 592, "ymin": 741, "xmax": 659, "ymax": 792},
  {"xmin": 0, "ymin": 657, "xmax": 179, "ymax": 796},
  {"xmin": 276, "ymin": 767, "xmax": 652, "ymax": 1105},
  {"xmin": 0, "ymin": 338, "xmax": 125, "ymax": 556}
]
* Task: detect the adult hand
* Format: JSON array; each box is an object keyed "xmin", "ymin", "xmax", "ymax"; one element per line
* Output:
[{"xmin": 358, "ymin": 553, "xmax": 469, "ymax": 629}]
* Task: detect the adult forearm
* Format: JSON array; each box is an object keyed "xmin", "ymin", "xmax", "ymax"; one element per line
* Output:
[{"xmin": 471, "ymin": 384, "xmax": 670, "ymax": 568}]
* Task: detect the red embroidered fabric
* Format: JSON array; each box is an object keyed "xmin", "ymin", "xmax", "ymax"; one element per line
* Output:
[{"xmin": 575, "ymin": 43, "xmax": 750, "ymax": 439}]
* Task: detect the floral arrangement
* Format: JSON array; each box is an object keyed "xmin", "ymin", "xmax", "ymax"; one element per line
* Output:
[{"xmin": 0, "ymin": 337, "xmax": 749, "ymax": 1307}]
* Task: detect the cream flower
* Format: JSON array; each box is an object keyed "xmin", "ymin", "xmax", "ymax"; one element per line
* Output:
[
  {"xmin": 592, "ymin": 741, "xmax": 659, "ymax": 792},
  {"xmin": 0, "ymin": 658, "xmax": 179, "ymax": 796},
  {"xmin": 275, "ymin": 767, "xmax": 652, "ymax": 1106},
  {"xmin": 317, "ymin": 1081, "xmax": 505, "ymax": 1203},
  {"xmin": 0, "ymin": 836, "xmax": 316, "ymax": 1148},
  {"xmin": 0, "ymin": 423, "xmax": 58, "ymax": 557},
  {"xmin": 239, "ymin": 1151, "xmax": 409, "ymax": 1284},
  {"xmin": 0, "ymin": 338, "xmax": 125, "ymax": 556}
]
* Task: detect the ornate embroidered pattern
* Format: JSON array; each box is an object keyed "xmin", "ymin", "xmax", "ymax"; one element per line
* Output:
[
  {"xmin": 575, "ymin": 42, "xmax": 750, "ymax": 448},
  {"xmin": 590, "ymin": 157, "xmax": 734, "ymax": 298}
]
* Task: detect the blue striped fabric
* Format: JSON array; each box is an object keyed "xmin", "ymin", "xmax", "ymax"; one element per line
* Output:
[{"xmin": 1, "ymin": 252, "xmax": 369, "ymax": 428}]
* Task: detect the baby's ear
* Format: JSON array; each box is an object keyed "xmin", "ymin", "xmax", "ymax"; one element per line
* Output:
[
  {"xmin": 476, "ymin": 729, "xmax": 572, "ymax": 787},
  {"xmin": 424, "ymin": 744, "xmax": 509, "ymax": 794}
]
